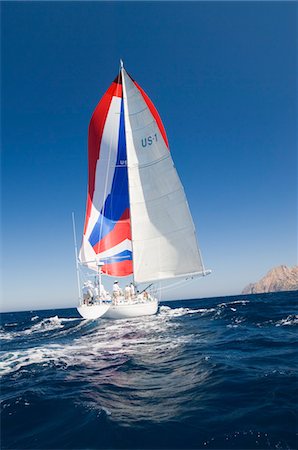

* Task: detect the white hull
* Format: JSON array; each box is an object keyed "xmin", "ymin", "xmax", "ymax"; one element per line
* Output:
[
  {"xmin": 103, "ymin": 298, "xmax": 158, "ymax": 320},
  {"xmin": 77, "ymin": 303, "xmax": 111, "ymax": 320}
]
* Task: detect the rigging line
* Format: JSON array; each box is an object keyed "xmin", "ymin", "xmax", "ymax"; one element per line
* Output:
[
  {"xmin": 139, "ymin": 283, "xmax": 153, "ymax": 295},
  {"xmin": 116, "ymin": 62, "xmax": 121, "ymax": 97},
  {"xmin": 155, "ymin": 277, "xmax": 197, "ymax": 293}
]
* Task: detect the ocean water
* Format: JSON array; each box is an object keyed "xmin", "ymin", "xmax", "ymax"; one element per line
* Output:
[{"xmin": 1, "ymin": 291, "xmax": 297, "ymax": 449}]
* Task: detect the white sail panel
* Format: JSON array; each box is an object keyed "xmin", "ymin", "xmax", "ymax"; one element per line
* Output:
[
  {"xmin": 85, "ymin": 96, "xmax": 121, "ymax": 240},
  {"xmin": 122, "ymin": 69, "xmax": 204, "ymax": 284},
  {"xmin": 79, "ymin": 235, "xmax": 97, "ymax": 271}
]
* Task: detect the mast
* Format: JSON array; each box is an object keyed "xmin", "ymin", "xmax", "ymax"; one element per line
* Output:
[
  {"xmin": 72, "ymin": 212, "xmax": 81, "ymax": 301},
  {"xmin": 120, "ymin": 60, "xmax": 136, "ymax": 287},
  {"xmin": 97, "ymin": 261, "xmax": 104, "ymax": 293}
]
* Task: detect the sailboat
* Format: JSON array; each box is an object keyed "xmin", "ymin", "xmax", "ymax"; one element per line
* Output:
[{"xmin": 75, "ymin": 60, "xmax": 210, "ymax": 320}]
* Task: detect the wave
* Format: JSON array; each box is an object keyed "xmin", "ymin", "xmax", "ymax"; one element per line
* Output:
[
  {"xmin": 255, "ymin": 314, "xmax": 298, "ymax": 328},
  {"xmin": 0, "ymin": 330, "xmax": 14, "ymax": 341},
  {"xmin": 0, "ymin": 303, "xmax": 254, "ymax": 375},
  {"xmin": 0, "ymin": 307, "xmax": 201, "ymax": 376},
  {"xmin": 218, "ymin": 299, "xmax": 250, "ymax": 307},
  {"xmin": 0, "ymin": 315, "xmax": 83, "ymax": 342},
  {"xmin": 1, "ymin": 292, "xmax": 297, "ymax": 450},
  {"xmin": 26, "ymin": 316, "xmax": 65, "ymax": 333},
  {"xmin": 27, "ymin": 316, "xmax": 81, "ymax": 334},
  {"xmin": 1, "ymin": 300, "xmax": 297, "ymax": 378},
  {"xmin": 0, "ymin": 345, "xmax": 72, "ymax": 376},
  {"xmin": 159, "ymin": 305, "xmax": 216, "ymax": 317},
  {"xmin": 275, "ymin": 314, "xmax": 298, "ymax": 327}
]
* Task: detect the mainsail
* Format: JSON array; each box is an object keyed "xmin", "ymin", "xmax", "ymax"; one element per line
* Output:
[{"xmin": 79, "ymin": 63, "xmax": 204, "ymax": 283}]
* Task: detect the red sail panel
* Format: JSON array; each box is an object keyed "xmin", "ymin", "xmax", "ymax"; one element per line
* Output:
[{"xmin": 84, "ymin": 78, "xmax": 122, "ymax": 234}]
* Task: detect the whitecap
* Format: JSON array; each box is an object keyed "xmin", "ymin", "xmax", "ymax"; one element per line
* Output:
[
  {"xmin": 24, "ymin": 316, "xmax": 64, "ymax": 334},
  {"xmin": 275, "ymin": 314, "xmax": 298, "ymax": 327},
  {"xmin": 24, "ymin": 316, "xmax": 80, "ymax": 335},
  {"xmin": 159, "ymin": 306, "xmax": 215, "ymax": 318},
  {"xmin": 60, "ymin": 317, "xmax": 81, "ymax": 323},
  {"xmin": 0, "ymin": 331, "xmax": 13, "ymax": 341},
  {"xmin": 219, "ymin": 300, "xmax": 249, "ymax": 307},
  {"xmin": 0, "ymin": 316, "xmax": 82, "ymax": 341}
]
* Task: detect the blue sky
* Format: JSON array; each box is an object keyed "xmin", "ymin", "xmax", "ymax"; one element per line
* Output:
[{"xmin": 1, "ymin": 1, "xmax": 297, "ymax": 312}]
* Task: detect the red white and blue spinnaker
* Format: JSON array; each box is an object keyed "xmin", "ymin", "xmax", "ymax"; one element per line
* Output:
[{"xmin": 79, "ymin": 61, "xmax": 205, "ymax": 285}]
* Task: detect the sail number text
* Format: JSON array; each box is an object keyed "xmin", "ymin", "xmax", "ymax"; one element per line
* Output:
[{"xmin": 141, "ymin": 134, "xmax": 158, "ymax": 148}]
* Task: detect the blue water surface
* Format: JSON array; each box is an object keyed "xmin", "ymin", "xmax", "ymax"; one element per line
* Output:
[{"xmin": 1, "ymin": 291, "xmax": 297, "ymax": 449}]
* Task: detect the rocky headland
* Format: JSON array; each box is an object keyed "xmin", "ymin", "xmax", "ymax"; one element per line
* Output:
[{"xmin": 242, "ymin": 265, "xmax": 298, "ymax": 294}]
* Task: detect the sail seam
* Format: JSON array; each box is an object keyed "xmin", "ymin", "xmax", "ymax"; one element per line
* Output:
[
  {"xmin": 128, "ymin": 153, "xmax": 171, "ymax": 169},
  {"xmin": 130, "ymin": 187, "xmax": 182, "ymax": 205},
  {"xmin": 125, "ymin": 120, "xmax": 157, "ymax": 132},
  {"xmin": 135, "ymin": 270, "xmax": 209, "ymax": 285},
  {"xmin": 126, "ymin": 107, "xmax": 148, "ymax": 116},
  {"xmin": 133, "ymin": 225, "xmax": 196, "ymax": 241}
]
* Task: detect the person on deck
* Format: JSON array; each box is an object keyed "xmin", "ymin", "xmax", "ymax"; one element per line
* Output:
[
  {"xmin": 124, "ymin": 285, "xmax": 131, "ymax": 300},
  {"xmin": 99, "ymin": 283, "xmax": 107, "ymax": 299},
  {"xmin": 93, "ymin": 285, "xmax": 99, "ymax": 300},
  {"xmin": 82, "ymin": 281, "xmax": 94, "ymax": 305},
  {"xmin": 130, "ymin": 282, "xmax": 135, "ymax": 298},
  {"xmin": 113, "ymin": 281, "xmax": 122, "ymax": 299}
]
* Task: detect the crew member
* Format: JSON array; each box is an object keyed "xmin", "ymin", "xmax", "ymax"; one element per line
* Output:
[
  {"xmin": 130, "ymin": 282, "xmax": 135, "ymax": 298},
  {"xmin": 113, "ymin": 281, "xmax": 122, "ymax": 298},
  {"xmin": 124, "ymin": 285, "xmax": 131, "ymax": 300},
  {"xmin": 99, "ymin": 283, "xmax": 107, "ymax": 299},
  {"xmin": 82, "ymin": 281, "xmax": 94, "ymax": 305}
]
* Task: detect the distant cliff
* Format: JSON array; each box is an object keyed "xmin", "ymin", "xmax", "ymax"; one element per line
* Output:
[{"xmin": 242, "ymin": 265, "xmax": 298, "ymax": 294}]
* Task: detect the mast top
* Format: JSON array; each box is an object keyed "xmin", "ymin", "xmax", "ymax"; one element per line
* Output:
[{"xmin": 120, "ymin": 59, "xmax": 124, "ymax": 69}]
